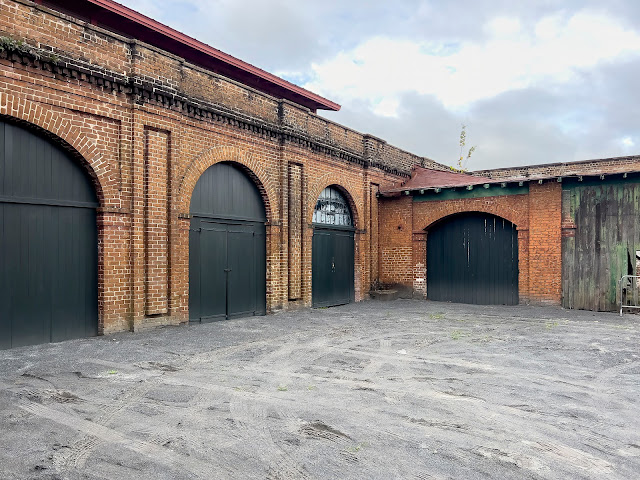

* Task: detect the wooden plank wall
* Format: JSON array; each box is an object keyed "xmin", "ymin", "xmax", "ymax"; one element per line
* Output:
[{"xmin": 562, "ymin": 177, "xmax": 640, "ymax": 311}]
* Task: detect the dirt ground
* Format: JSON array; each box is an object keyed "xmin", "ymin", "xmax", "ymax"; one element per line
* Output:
[{"xmin": 0, "ymin": 300, "xmax": 639, "ymax": 480}]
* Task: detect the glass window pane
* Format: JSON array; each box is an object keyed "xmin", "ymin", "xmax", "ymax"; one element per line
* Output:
[{"xmin": 313, "ymin": 187, "xmax": 352, "ymax": 226}]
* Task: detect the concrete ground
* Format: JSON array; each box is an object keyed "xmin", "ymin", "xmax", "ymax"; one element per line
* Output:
[{"xmin": 1, "ymin": 300, "xmax": 639, "ymax": 480}]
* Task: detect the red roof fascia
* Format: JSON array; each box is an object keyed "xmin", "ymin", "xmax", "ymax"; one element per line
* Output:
[{"xmin": 77, "ymin": 0, "xmax": 340, "ymax": 111}]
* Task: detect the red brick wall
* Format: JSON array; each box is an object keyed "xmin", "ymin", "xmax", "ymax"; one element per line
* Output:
[
  {"xmin": 0, "ymin": 0, "xmax": 572, "ymax": 336},
  {"xmin": 0, "ymin": 0, "xmax": 407, "ymax": 333},
  {"xmin": 288, "ymin": 163, "xmax": 303, "ymax": 300},
  {"xmin": 528, "ymin": 182, "xmax": 562, "ymax": 304},
  {"xmin": 378, "ymin": 188, "xmax": 563, "ymax": 305},
  {"xmin": 143, "ymin": 128, "xmax": 170, "ymax": 316},
  {"xmin": 378, "ymin": 196, "xmax": 413, "ymax": 285}
]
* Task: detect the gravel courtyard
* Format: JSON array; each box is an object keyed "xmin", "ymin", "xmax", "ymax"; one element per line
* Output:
[{"xmin": 0, "ymin": 300, "xmax": 638, "ymax": 480}]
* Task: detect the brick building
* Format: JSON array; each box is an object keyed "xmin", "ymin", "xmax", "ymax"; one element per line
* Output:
[
  {"xmin": 379, "ymin": 160, "xmax": 640, "ymax": 310},
  {"xmin": 0, "ymin": 0, "xmax": 638, "ymax": 349}
]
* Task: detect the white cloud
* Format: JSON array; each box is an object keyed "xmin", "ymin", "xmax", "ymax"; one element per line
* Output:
[
  {"xmin": 304, "ymin": 10, "xmax": 640, "ymax": 114},
  {"xmin": 485, "ymin": 16, "xmax": 522, "ymax": 37},
  {"xmin": 372, "ymin": 97, "xmax": 400, "ymax": 117}
]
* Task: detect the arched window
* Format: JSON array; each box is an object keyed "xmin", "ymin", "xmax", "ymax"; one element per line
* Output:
[{"xmin": 313, "ymin": 186, "xmax": 352, "ymax": 227}]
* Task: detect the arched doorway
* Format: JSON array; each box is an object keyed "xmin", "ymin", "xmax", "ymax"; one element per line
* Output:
[
  {"xmin": 427, "ymin": 212, "xmax": 518, "ymax": 305},
  {"xmin": 189, "ymin": 162, "xmax": 266, "ymax": 321},
  {"xmin": 312, "ymin": 186, "xmax": 355, "ymax": 307},
  {"xmin": 0, "ymin": 119, "xmax": 99, "ymax": 349}
]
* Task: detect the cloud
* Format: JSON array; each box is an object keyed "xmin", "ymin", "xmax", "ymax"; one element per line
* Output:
[
  {"xmin": 322, "ymin": 54, "xmax": 640, "ymax": 169},
  {"xmin": 305, "ymin": 10, "xmax": 640, "ymax": 112}
]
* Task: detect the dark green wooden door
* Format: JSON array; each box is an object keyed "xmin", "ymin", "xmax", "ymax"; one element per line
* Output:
[
  {"xmin": 0, "ymin": 119, "xmax": 99, "ymax": 349},
  {"xmin": 312, "ymin": 187, "xmax": 355, "ymax": 307},
  {"xmin": 228, "ymin": 223, "xmax": 265, "ymax": 317},
  {"xmin": 427, "ymin": 212, "xmax": 518, "ymax": 305},
  {"xmin": 312, "ymin": 228, "xmax": 354, "ymax": 307},
  {"xmin": 198, "ymin": 222, "xmax": 227, "ymax": 321},
  {"xmin": 189, "ymin": 163, "xmax": 266, "ymax": 322},
  {"xmin": 312, "ymin": 228, "xmax": 333, "ymax": 307}
]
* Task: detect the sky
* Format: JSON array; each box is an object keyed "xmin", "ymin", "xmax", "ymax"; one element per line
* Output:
[{"xmin": 119, "ymin": 0, "xmax": 640, "ymax": 170}]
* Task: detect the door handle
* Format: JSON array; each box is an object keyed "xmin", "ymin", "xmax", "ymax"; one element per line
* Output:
[
  {"xmin": 331, "ymin": 257, "xmax": 335, "ymax": 272},
  {"xmin": 224, "ymin": 268, "xmax": 232, "ymax": 273}
]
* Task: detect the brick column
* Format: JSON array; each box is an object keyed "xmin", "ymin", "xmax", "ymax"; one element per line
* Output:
[
  {"xmin": 266, "ymin": 222, "xmax": 282, "ymax": 312},
  {"xmin": 287, "ymin": 164, "xmax": 303, "ymax": 300},
  {"xmin": 528, "ymin": 182, "xmax": 562, "ymax": 304},
  {"xmin": 170, "ymin": 214, "xmax": 190, "ymax": 322},
  {"xmin": 517, "ymin": 228, "xmax": 530, "ymax": 303},
  {"xmin": 369, "ymin": 183, "xmax": 380, "ymax": 289},
  {"xmin": 412, "ymin": 231, "xmax": 427, "ymax": 298},
  {"xmin": 301, "ymin": 224, "xmax": 314, "ymax": 307},
  {"xmin": 355, "ymin": 230, "xmax": 364, "ymax": 301},
  {"xmin": 378, "ymin": 196, "xmax": 413, "ymax": 287},
  {"xmin": 98, "ymin": 209, "xmax": 133, "ymax": 334}
]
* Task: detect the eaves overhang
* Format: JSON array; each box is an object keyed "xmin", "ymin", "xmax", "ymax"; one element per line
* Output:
[{"xmin": 379, "ymin": 166, "xmax": 640, "ymax": 198}]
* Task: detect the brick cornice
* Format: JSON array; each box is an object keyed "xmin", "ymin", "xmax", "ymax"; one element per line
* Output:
[{"xmin": 0, "ymin": 44, "xmax": 410, "ymax": 177}]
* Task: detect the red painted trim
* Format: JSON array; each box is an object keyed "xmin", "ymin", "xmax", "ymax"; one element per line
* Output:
[{"xmin": 84, "ymin": 0, "xmax": 340, "ymax": 111}]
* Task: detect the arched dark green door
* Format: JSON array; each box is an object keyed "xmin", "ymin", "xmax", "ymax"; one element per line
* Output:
[
  {"xmin": 0, "ymin": 119, "xmax": 99, "ymax": 349},
  {"xmin": 312, "ymin": 186, "xmax": 355, "ymax": 307},
  {"xmin": 427, "ymin": 212, "xmax": 518, "ymax": 305},
  {"xmin": 189, "ymin": 162, "xmax": 266, "ymax": 321}
]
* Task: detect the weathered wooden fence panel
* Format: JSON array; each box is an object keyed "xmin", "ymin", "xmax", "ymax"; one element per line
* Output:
[{"xmin": 562, "ymin": 177, "xmax": 640, "ymax": 311}]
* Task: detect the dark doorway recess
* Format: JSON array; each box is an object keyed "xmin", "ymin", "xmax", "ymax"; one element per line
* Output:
[
  {"xmin": 189, "ymin": 162, "xmax": 266, "ymax": 322},
  {"xmin": 312, "ymin": 186, "xmax": 355, "ymax": 307},
  {"xmin": 0, "ymin": 119, "xmax": 99, "ymax": 350},
  {"xmin": 427, "ymin": 212, "xmax": 518, "ymax": 305}
]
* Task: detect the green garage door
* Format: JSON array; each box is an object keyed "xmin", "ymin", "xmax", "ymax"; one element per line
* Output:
[
  {"xmin": 0, "ymin": 119, "xmax": 99, "ymax": 349},
  {"xmin": 312, "ymin": 186, "xmax": 355, "ymax": 307},
  {"xmin": 189, "ymin": 162, "xmax": 266, "ymax": 321},
  {"xmin": 427, "ymin": 212, "xmax": 518, "ymax": 305}
]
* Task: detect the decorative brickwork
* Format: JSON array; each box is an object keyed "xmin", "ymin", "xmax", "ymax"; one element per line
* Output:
[
  {"xmin": 306, "ymin": 173, "xmax": 363, "ymax": 229},
  {"xmin": 0, "ymin": 93, "xmax": 113, "ymax": 204},
  {"xmin": 143, "ymin": 127, "xmax": 170, "ymax": 316},
  {"xmin": 288, "ymin": 163, "xmax": 303, "ymax": 300},
  {"xmin": 177, "ymin": 146, "xmax": 278, "ymax": 220},
  {"xmin": 413, "ymin": 195, "xmax": 529, "ymax": 232},
  {"xmin": 0, "ymin": 0, "xmax": 411, "ymax": 334}
]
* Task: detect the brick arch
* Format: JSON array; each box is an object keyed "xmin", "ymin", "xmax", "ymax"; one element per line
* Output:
[
  {"xmin": 307, "ymin": 173, "xmax": 362, "ymax": 229},
  {"xmin": 420, "ymin": 203, "xmax": 525, "ymax": 232},
  {"xmin": 177, "ymin": 146, "xmax": 277, "ymax": 221},
  {"xmin": 0, "ymin": 95, "xmax": 111, "ymax": 204}
]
